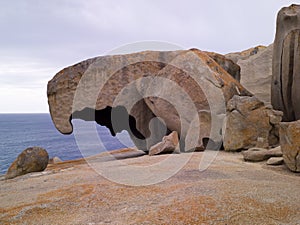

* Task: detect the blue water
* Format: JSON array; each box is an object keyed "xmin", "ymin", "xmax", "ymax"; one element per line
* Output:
[{"xmin": 0, "ymin": 114, "xmax": 134, "ymax": 174}]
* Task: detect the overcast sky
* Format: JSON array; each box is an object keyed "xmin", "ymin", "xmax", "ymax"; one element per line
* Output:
[{"xmin": 0, "ymin": 0, "xmax": 297, "ymax": 113}]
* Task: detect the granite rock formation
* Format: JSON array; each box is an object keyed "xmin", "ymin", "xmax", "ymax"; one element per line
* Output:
[
  {"xmin": 205, "ymin": 51, "xmax": 241, "ymax": 82},
  {"xmin": 223, "ymin": 96, "xmax": 282, "ymax": 151},
  {"xmin": 149, "ymin": 131, "xmax": 180, "ymax": 156},
  {"xmin": 266, "ymin": 157, "xmax": 284, "ymax": 166},
  {"xmin": 242, "ymin": 146, "xmax": 282, "ymax": 162},
  {"xmin": 272, "ymin": 4, "xmax": 300, "ymax": 122},
  {"xmin": 225, "ymin": 45, "xmax": 267, "ymax": 63},
  {"xmin": 280, "ymin": 120, "xmax": 300, "ymax": 172},
  {"xmin": 226, "ymin": 45, "xmax": 273, "ymax": 104},
  {"xmin": 47, "ymin": 49, "xmax": 251, "ymax": 151},
  {"xmin": 5, "ymin": 147, "xmax": 49, "ymax": 179},
  {"xmin": 185, "ymin": 110, "xmax": 225, "ymax": 151}
]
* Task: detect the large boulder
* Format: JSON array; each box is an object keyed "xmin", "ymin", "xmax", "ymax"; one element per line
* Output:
[
  {"xmin": 223, "ymin": 95, "xmax": 283, "ymax": 151},
  {"xmin": 279, "ymin": 120, "xmax": 300, "ymax": 172},
  {"xmin": 226, "ymin": 45, "xmax": 273, "ymax": 104},
  {"xmin": 5, "ymin": 147, "xmax": 49, "ymax": 179},
  {"xmin": 48, "ymin": 49, "xmax": 251, "ymax": 151},
  {"xmin": 272, "ymin": 4, "xmax": 300, "ymax": 121}
]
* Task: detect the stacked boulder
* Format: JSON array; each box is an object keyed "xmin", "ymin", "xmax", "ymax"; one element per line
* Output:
[{"xmin": 223, "ymin": 4, "xmax": 300, "ymax": 172}]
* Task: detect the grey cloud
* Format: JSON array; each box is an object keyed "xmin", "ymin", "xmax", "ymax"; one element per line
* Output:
[{"xmin": 0, "ymin": 0, "xmax": 297, "ymax": 112}]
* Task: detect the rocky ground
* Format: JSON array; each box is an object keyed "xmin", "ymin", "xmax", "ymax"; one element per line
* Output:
[{"xmin": 0, "ymin": 148, "xmax": 299, "ymax": 225}]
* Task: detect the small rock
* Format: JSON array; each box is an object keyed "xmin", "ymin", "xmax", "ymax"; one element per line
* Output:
[
  {"xmin": 49, "ymin": 156, "xmax": 63, "ymax": 164},
  {"xmin": 267, "ymin": 157, "xmax": 284, "ymax": 166},
  {"xmin": 149, "ymin": 131, "xmax": 180, "ymax": 156},
  {"xmin": 242, "ymin": 146, "xmax": 282, "ymax": 162},
  {"xmin": 5, "ymin": 147, "xmax": 49, "ymax": 179}
]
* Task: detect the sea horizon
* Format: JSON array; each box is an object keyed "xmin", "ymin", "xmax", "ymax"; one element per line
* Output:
[{"xmin": 0, "ymin": 113, "xmax": 134, "ymax": 174}]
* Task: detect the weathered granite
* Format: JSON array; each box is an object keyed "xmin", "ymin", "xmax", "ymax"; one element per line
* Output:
[
  {"xmin": 242, "ymin": 146, "xmax": 282, "ymax": 162},
  {"xmin": 6, "ymin": 147, "xmax": 49, "ymax": 179},
  {"xmin": 225, "ymin": 45, "xmax": 273, "ymax": 104},
  {"xmin": 149, "ymin": 131, "xmax": 180, "ymax": 156},
  {"xmin": 1, "ymin": 149, "xmax": 299, "ymax": 224},
  {"xmin": 223, "ymin": 96, "xmax": 282, "ymax": 151},
  {"xmin": 272, "ymin": 4, "xmax": 300, "ymax": 121},
  {"xmin": 225, "ymin": 45, "xmax": 267, "ymax": 63},
  {"xmin": 47, "ymin": 49, "xmax": 251, "ymax": 151},
  {"xmin": 267, "ymin": 157, "xmax": 284, "ymax": 166},
  {"xmin": 280, "ymin": 120, "xmax": 300, "ymax": 172},
  {"xmin": 205, "ymin": 51, "xmax": 241, "ymax": 82}
]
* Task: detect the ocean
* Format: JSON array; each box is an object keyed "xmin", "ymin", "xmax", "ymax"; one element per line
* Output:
[{"xmin": 0, "ymin": 114, "xmax": 134, "ymax": 174}]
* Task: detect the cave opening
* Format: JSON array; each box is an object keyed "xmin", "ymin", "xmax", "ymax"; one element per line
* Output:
[
  {"xmin": 71, "ymin": 103, "xmax": 172, "ymax": 152},
  {"xmin": 72, "ymin": 106, "xmax": 145, "ymax": 140}
]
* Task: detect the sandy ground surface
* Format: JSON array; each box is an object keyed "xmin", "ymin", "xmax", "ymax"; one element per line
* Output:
[{"xmin": 0, "ymin": 149, "xmax": 300, "ymax": 225}]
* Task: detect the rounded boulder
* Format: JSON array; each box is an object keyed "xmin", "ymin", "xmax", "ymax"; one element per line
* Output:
[{"xmin": 5, "ymin": 147, "xmax": 49, "ymax": 179}]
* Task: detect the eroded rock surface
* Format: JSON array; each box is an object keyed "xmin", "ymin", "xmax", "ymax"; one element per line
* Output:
[
  {"xmin": 48, "ymin": 49, "xmax": 251, "ymax": 151},
  {"xmin": 280, "ymin": 120, "xmax": 300, "ymax": 172},
  {"xmin": 223, "ymin": 96, "xmax": 282, "ymax": 151},
  {"xmin": 149, "ymin": 131, "xmax": 180, "ymax": 156},
  {"xmin": 267, "ymin": 157, "xmax": 284, "ymax": 166},
  {"xmin": 1, "ymin": 150, "xmax": 300, "ymax": 224},
  {"xmin": 225, "ymin": 45, "xmax": 273, "ymax": 104},
  {"xmin": 6, "ymin": 147, "xmax": 49, "ymax": 179},
  {"xmin": 205, "ymin": 51, "xmax": 241, "ymax": 82},
  {"xmin": 272, "ymin": 4, "xmax": 300, "ymax": 121},
  {"xmin": 225, "ymin": 45, "xmax": 267, "ymax": 63},
  {"xmin": 242, "ymin": 146, "xmax": 282, "ymax": 162}
]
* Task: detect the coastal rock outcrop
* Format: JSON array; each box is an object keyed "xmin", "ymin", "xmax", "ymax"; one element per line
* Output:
[
  {"xmin": 223, "ymin": 96, "xmax": 282, "ymax": 151},
  {"xmin": 280, "ymin": 120, "xmax": 300, "ymax": 172},
  {"xmin": 47, "ymin": 49, "xmax": 251, "ymax": 151},
  {"xmin": 272, "ymin": 4, "xmax": 300, "ymax": 121},
  {"xmin": 5, "ymin": 147, "xmax": 49, "ymax": 179},
  {"xmin": 149, "ymin": 131, "xmax": 180, "ymax": 156}
]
